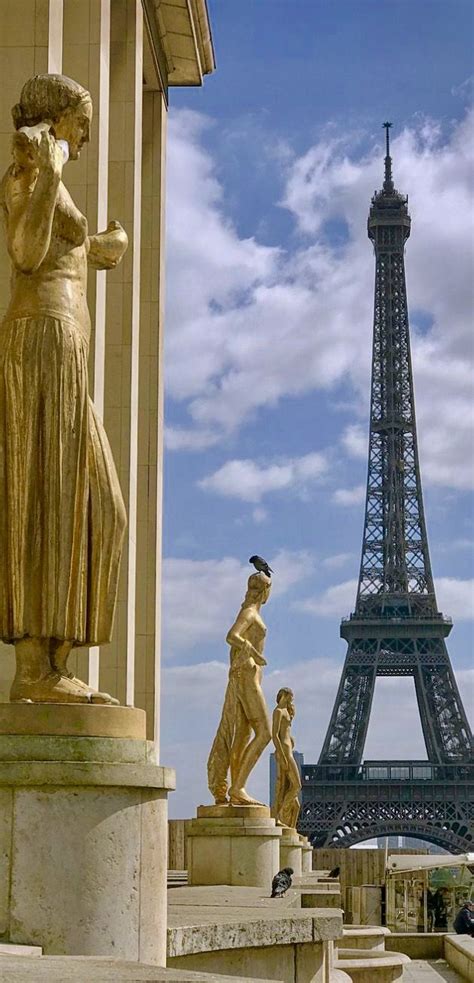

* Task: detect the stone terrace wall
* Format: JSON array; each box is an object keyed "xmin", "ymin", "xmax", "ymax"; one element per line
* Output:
[{"xmin": 169, "ymin": 820, "xmax": 188, "ymax": 870}]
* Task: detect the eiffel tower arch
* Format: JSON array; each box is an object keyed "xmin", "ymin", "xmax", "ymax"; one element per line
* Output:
[{"xmin": 299, "ymin": 125, "xmax": 473, "ymax": 852}]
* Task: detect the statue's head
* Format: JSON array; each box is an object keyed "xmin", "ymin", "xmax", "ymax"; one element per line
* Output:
[
  {"xmin": 12, "ymin": 74, "xmax": 92, "ymax": 160},
  {"xmin": 276, "ymin": 687, "xmax": 295, "ymax": 714},
  {"xmin": 244, "ymin": 571, "xmax": 271, "ymax": 606}
]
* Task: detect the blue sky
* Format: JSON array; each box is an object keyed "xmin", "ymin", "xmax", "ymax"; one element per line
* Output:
[{"xmin": 160, "ymin": 1, "xmax": 474, "ymax": 818}]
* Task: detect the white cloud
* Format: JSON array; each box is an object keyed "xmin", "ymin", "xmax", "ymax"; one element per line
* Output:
[
  {"xmin": 435, "ymin": 578, "xmax": 474, "ymax": 620},
  {"xmin": 296, "ymin": 578, "xmax": 358, "ymax": 618},
  {"xmin": 341, "ymin": 424, "xmax": 367, "ymax": 460},
  {"xmin": 269, "ymin": 549, "xmax": 315, "ymax": 598},
  {"xmin": 162, "ymin": 556, "xmax": 245, "ymax": 655},
  {"xmin": 166, "ymin": 109, "xmax": 474, "ymax": 492},
  {"xmin": 165, "ymin": 426, "xmax": 220, "ymax": 451},
  {"xmin": 162, "ymin": 550, "xmax": 315, "ymax": 656},
  {"xmin": 198, "ymin": 452, "xmax": 329, "ymax": 503},
  {"xmin": 252, "ymin": 506, "xmax": 268, "ymax": 524},
  {"xmin": 322, "ymin": 552, "xmax": 355, "ymax": 570},
  {"xmin": 333, "ymin": 484, "xmax": 365, "ymax": 506}
]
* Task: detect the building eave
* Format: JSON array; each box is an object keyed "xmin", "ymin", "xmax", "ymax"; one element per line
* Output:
[{"xmin": 149, "ymin": 0, "xmax": 215, "ymax": 88}]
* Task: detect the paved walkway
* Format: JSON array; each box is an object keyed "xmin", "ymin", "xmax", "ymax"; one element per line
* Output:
[{"xmin": 404, "ymin": 959, "xmax": 467, "ymax": 981}]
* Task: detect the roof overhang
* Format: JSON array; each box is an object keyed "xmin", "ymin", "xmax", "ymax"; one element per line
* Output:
[
  {"xmin": 145, "ymin": 0, "xmax": 215, "ymax": 91},
  {"xmin": 387, "ymin": 853, "xmax": 474, "ymax": 875}
]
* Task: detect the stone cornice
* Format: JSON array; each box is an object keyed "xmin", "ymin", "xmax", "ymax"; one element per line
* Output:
[{"xmin": 147, "ymin": 0, "xmax": 215, "ymax": 89}]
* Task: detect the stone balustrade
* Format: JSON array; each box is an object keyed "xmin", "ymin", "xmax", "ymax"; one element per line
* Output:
[{"xmin": 444, "ymin": 934, "xmax": 474, "ymax": 981}]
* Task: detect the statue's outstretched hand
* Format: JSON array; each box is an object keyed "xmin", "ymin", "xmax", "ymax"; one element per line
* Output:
[{"xmin": 87, "ymin": 220, "xmax": 128, "ymax": 270}]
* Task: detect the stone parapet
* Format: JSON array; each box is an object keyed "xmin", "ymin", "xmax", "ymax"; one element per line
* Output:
[
  {"xmin": 444, "ymin": 934, "xmax": 474, "ymax": 982},
  {"xmin": 168, "ymin": 885, "xmax": 344, "ymax": 982},
  {"xmin": 301, "ymin": 890, "xmax": 343, "ymax": 909},
  {"xmin": 384, "ymin": 931, "xmax": 446, "ymax": 959}
]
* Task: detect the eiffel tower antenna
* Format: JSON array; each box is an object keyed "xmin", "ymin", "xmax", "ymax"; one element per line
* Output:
[
  {"xmin": 299, "ymin": 125, "xmax": 473, "ymax": 852},
  {"xmin": 383, "ymin": 120, "xmax": 394, "ymax": 192}
]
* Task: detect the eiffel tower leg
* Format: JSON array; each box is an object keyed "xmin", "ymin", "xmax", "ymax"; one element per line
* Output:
[
  {"xmin": 319, "ymin": 648, "xmax": 376, "ymax": 764},
  {"xmin": 414, "ymin": 644, "xmax": 473, "ymax": 763},
  {"xmin": 414, "ymin": 662, "xmax": 444, "ymax": 763}
]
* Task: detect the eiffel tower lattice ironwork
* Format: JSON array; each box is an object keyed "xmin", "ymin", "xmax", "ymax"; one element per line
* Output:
[{"xmin": 299, "ymin": 124, "xmax": 473, "ymax": 852}]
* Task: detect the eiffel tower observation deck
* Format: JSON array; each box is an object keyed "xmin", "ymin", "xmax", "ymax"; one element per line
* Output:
[{"xmin": 299, "ymin": 124, "xmax": 473, "ymax": 852}]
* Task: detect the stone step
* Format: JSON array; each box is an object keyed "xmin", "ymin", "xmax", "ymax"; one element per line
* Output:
[
  {"xmin": 339, "ymin": 926, "xmax": 391, "ymax": 951},
  {"xmin": 403, "ymin": 959, "xmax": 467, "ymax": 982},
  {"xmin": 0, "ymin": 955, "xmax": 277, "ymax": 982},
  {"xmin": 335, "ymin": 948, "xmax": 410, "ymax": 983}
]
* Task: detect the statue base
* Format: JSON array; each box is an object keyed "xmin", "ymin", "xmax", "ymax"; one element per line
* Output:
[
  {"xmin": 0, "ymin": 702, "xmax": 145, "ymax": 739},
  {"xmin": 0, "ymin": 710, "xmax": 174, "ymax": 963},
  {"xmin": 299, "ymin": 834, "xmax": 313, "ymax": 873},
  {"xmin": 187, "ymin": 804, "xmax": 281, "ymax": 889},
  {"xmin": 197, "ymin": 803, "xmax": 270, "ymax": 819},
  {"xmin": 279, "ymin": 826, "xmax": 303, "ymax": 875}
]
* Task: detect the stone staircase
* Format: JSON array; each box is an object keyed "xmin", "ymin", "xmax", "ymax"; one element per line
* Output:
[{"xmin": 332, "ymin": 925, "xmax": 410, "ymax": 981}]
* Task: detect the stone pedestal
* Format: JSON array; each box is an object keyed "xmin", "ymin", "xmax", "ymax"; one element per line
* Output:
[
  {"xmin": 0, "ymin": 705, "xmax": 175, "ymax": 964},
  {"xmin": 300, "ymin": 836, "xmax": 313, "ymax": 873},
  {"xmin": 279, "ymin": 827, "xmax": 303, "ymax": 875},
  {"xmin": 186, "ymin": 805, "xmax": 281, "ymax": 889}
]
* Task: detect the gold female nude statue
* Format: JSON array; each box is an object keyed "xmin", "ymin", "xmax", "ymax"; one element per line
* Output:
[
  {"xmin": 0, "ymin": 74, "xmax": 128, "ymax": 704},
  {"xmin": 207, "ymin": 571, "xmax": 272, "ymax": 806},
  {"xmin": 272, "ymin": 687, "xmax": 302, "ymax": 828}
]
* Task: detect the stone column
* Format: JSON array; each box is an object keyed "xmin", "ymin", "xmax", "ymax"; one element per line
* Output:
[
  {"xmin": 134, "ymin": 86, "xmax": 167, "ymax": 746},
  {"xmin": 280, "ymin": 827, "xmax": 303, "ymax": 876},
  {"xmin": 0, "ymin": 1, "xmax": 49, "ymax": 697},
  {"xmin": 301, "ymin": 835, "xmax": 314, "ymax": 873}
]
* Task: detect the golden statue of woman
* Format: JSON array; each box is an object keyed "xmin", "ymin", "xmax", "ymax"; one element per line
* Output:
[
  {"xmin": 0, "ymin": 75, "xmax": 127, "ymax": 704},
  {"xmin": 272, "ymin": 687, "xmax": 301, "ymax": 828},
  {"xmin": 207, "ymin": 571, "xmax": 272, "ymax": 806}
]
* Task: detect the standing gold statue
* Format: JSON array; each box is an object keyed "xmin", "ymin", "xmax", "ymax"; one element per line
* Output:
[
  {"xmin": 0, "ymin": 75, "xmax": 128, "ymax": 704},
  {"xmin": 272, "ymin": 688, "xmax": 301, "ymax": 828},
  {"xmin": 207, "ymin": 571, "xmax": 272, "ymax": 806}
]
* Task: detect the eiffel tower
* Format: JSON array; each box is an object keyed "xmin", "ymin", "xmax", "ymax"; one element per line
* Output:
[{"xmin": 299, "ymin": 124, "xmax": 473, "ymax": 852}]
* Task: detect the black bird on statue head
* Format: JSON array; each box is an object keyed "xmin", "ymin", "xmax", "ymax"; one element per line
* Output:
[{"xmin": 249, "ymin": 555, "xmax": 273, "ymax": 578}]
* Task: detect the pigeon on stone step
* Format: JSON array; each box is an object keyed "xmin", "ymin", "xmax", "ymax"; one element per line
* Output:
[
  {"xmin": 271, "ymin": 867, "xmax": 294, "ymax": 898},
  {"xmin": 328, "ymin": 865, "xmax": 340, "ymax": 878}
]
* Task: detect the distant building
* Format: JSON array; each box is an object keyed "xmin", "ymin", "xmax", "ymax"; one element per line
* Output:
[{"xmin": 377, "ymin": 835, "xmax": 447, "ymax": 853}]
